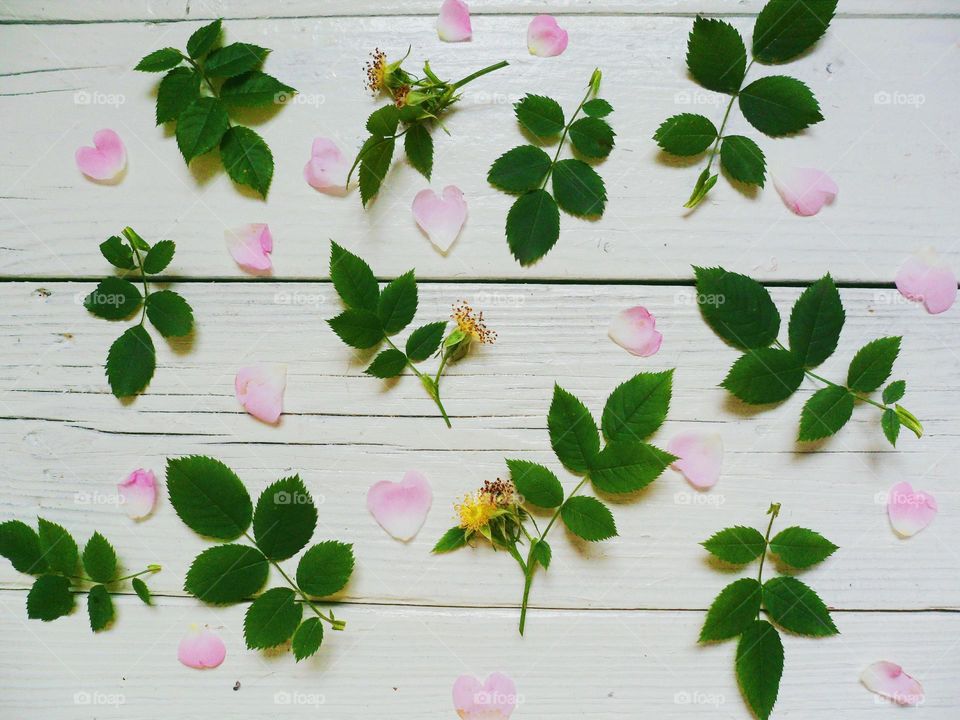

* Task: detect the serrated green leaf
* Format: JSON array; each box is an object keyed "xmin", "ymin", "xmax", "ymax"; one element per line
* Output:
[
  {"xmin": 292, "ymin": 617, "xmax": 324, "ymax": 661},
  {"xmin": 99, "ymin": 236, "xmax": 136, "ymax": 270},
  {"xmin": 548, "ymin": 385, "xmax": 600, "ymax": 473},
  {"xmin": 769, "ymin": 526, "xmax": 837, "ymax": 568},
  {"xmin": 753, "ymin": 0, "xmax": 838, "ymax": 63},
  {"xmin": 328, "ymin": 308, "xmax": 384, "ymax": 349},
  {"xmin": 568, "ymin": 117, "xmax": 615, "ymax": 159},
  {"xmin": 296, "ymin": 541, "xmax": 354, "ymax": 597},
  {"xmin": 590, "ymin": 442, "xmax": 675, "ymax": 494},
  {"xmin": 487, "ymin": 145, "xmax": 553, "ymax": 193},
  {"xmin": 366, "ymin": 105, "xmax": 400, "ymax": 136},
  {"xmin": 184, "ymin": 544, "xmax": 268, "ymax": 604},
  {"xmin": 135, "ymin": 47, "xmax": 184, "ymax": 72},
  {"xmin": 739, "ymin": 75, "xmax": 823, "ymax": 137},
  {"xmin": 763, "ymin": 576, "xmax": 837, "ymax": 636},
  {"xmin": 798, "ymin": 385, "xmax": 853, "ymax": 441},
  {"xmin": 702, "ymin": 526, "xmax": 767, "ymax": 564},
  {"xmin": 882, "ymin": 380, "xmax": 906, "ymax": 405},
  {"xmin": 84, "ymin": 277, "xmax": 142, "ymax": 320},
  {"xmin": 132, "ymin": 577, "xmax": 152, "ymax": 605},
  {"xmin": 687, "ymin": 17, "xmax": 747, "ymax": 94},
  {"xmin": 176, "ymin": 97, "xmax": 230, "ymax": 163},
  {"xmin": 105, "ymin": 325, "xmax": 155, "ymax": 397},
  {"xmin": 700, "ymin": 578, "xmax": 762, "ymax": 641},
  {"xmin": 221, "ymin": 70, "xmax": 295, "ymax": 107},
  {"xmin": 187, "ymin": 18, "xmax": 222, "ymax": 59},
  {"xmin": 514, "ymin": 94, "xmax": 564, "ymax": 137},
  {"xmin": 601, "ymin": 370, "xmax": 673, "ymax": 443},
  {"xmin": 244, "ymin": 586, "xmax": 303, "ymax": 649},
  {"xmin": 26, "ymin": 574, "xmax": 74, "ymax": 621},
  {"xmin": 722, "ymin": 348, "xmax": 805, "ymax": 404},
  {"xmin": 694, "ymin": 266, "xmax": 780, "ymax": 350},
  {"xmin": 142, "ymin": 239, "xmax": 175, "ymax": 274},
  {"xmin": 736, "ymin": 620, "xmax": 783, "ymax": 720},
  {"xmin": 365, "ymin": 349, "xmax": 407, "ymax": 379},
  {"xmin": 532, "ymin": 539, "xmax": 552, "ymax": 569},
  {"xmin": 506, "ymin": 460, "xmax": 564, "ymax": 508},
  {"xmin": 405, "ymin": 322, "xmax": 446, "ymax": 361},
  {"xmin": 788, "ymin": 274, "xmax": 844, "ymax": 367},
  {"xmin": 329, "ymin": 241, "xmax": 379, "ymax": 311},
  {"xmin": 166, "ymin": 455, "xmax": 253, "ymax": 540},
  {"xmin": 404, "ymin": 123, "xmax": 433, "ymax": 179},
  {"xmin": 156, "ymin": 67, "xmax": 201, "ymax": 124},
  {"xmin": 560, "ymin": 496, "xmax": 617, "ymax": 542},
  {"xmin": 582, "ymin": 98, "xmax": 613, "ymax": 118},
  {"xmin": 146, "ymin": 290, "xmax": 194, "ymax": 338},
  {"xmin": 654, "ymin": 114, "xmax": 718, "ymax": 156},
  {"xmin": 204, "ymin": 42, "xmax": 269, "ymax": 77},
  {"xmin": 378, "ymin": 271, "xmax": 417, "ymax": 334},
  {"xmin": 0, "ymin": 520, "xmax": 46, "ymax": 574},
  {"xmin": 358, "ymin": 136, "xmax": 395, "ymax": 206},
  {"xmin": 87, "ymin": 584, "xmax": 114, "ymax": 632},
  {"xmin": 505, "ymin": 189, "xmax": 560, "ymax": 266},
  {"xmin": 720, "ymin": 135, "xmax": 766, "ymax": 186},
  {"xmin": 432, "ymin": 526, "xmax": 468, "ymax": 553},
  {"xmin": 253, "ymin": 476, "xmax": 318, "ymax": 561},
  {"xmin": 552, "ymin": 158, "xmax": 606, "ymax": 217},
  {"xmin": 82, "ymin": 532, "xmax": 117, "ymax": 583},
  {"xmin": 37, "ymin": 518, "xmax": 78, "ymax": 576},
  {"xmin": 220, "ymin": 125, "xmax": 273, "ymax": 197},
  {"xmin": 847, "ymin": 337, "xmax": 900, "ymax": 393},
  {"xmin": 882, "ymin": 408, "xmax": 900, "ymax": 446}
]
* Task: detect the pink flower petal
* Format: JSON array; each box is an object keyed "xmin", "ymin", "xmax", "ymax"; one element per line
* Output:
[
  {"xmin": 412, "ymin": 185, "xmax": 467, "ymax": 252},
  {"xmin": 527, "ymin": 15, "xmax": 568, "ymax": 57},
  {"xmin": 225, "ymin": 224, "xmax": 273, "ymax": 273},
  {"xmin": 895, "ymin": 247, "xmax": 957, "ymax": 314},
  {"xmin": 438, "ymin": 0, "xmax": 472, "ymax": 42},
  {"xmin": 367, "ymin": 470, "xmax": 433, "ymax": 541},
  {"xmin": 235, "ymin": 365, "xmax": 286, "ymax": 424},
  {"xmin": 178, "ymin": 626, "xmax": 226, "ymax": 669},
  {"xmin": 773, "ymin": 167, "xmax": 837, "ymax": 216},
  {"xmin": 887, "ymin": 480, "xmax": 937, "ymax": 537},
  {"xmin": 75, "ymin": 129, "xmax": 126, "ymax": 181},
  {"xmin": 304, "ymin": 137, "xmax": 350, "ymax": 194},
  {"xmin": 453, "ymin": 672, "xmax": 517, "ymax": 720},
  {"xmin": 118, "ymin": 468, "xmax": 157, "ymax": 520},
  {"xmin": 608, "ymin": 306, "xmax": 663, "ymax": 357},
  {"xmin": 861, "ymin": 661, "xmax": 924, "ymax": 706},
  {"xmin": 667, "ymin": 432, "xmax": 723, "ymax": 489}
]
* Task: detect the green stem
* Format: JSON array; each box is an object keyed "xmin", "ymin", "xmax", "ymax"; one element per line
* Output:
[
  {"xmin": 114, "ymin": 565, "xmax": 161, "ymax": 583},
  {"xmin": 385, "ymin": 336, "xmax": 452, "ymax": 428},
  {"xmin": 756, "ymin": 502, "xmax": 780, "ymax": 619},
  {"xmin": 346, "ymin": 129, "xmax": 409, "ymax": 186},
  {"xmin": 540, "ymin": 77, "xmax": 597, "ymax": 191},
  {"xmin": 450, "ymin": 60, "xmax": 509, "ymax": 90},
  {"xmin": 122, "ymin": 227, "xmax": 150, "ymax": 326}
]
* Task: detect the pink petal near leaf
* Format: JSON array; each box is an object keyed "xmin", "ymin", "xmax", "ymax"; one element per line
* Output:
[
  {"xmin": 412, "ymin": 185, "xmax": 468, "ymax": 253},
  {"xmin": 861, "ymin": 661, "xmax": 924, "ymax": 706},
  {"xmin": 773, "ymin": 167, "xmax": 838, "ymax": 216},
  {"xmin": 75, "ymin": 129, "xmax": 126, "ymax": 181},
  {"xmin": 438, "ymin": 0, "xmax": 472, "ymax": 42},
  {"xmin": 895, "ymin": 247, "xmax": 957, "ymax": 314},
  {"xmin": 887, "ymin": 480, "xmax": 937, "ymax": 537},
  {"xmin": 304, "ymin": 137, "xmax": 350, "ymax": 194},
  {"xmin": 453, "ymin": 672, "xmax": 517, "ymax": 720},
  {"xmin": 178, "ymin": 626, "xmax": 226, "ymax": 669},
  {"xmin": 235, "ymin": 365, "xmax": 286, "ymax": 424},
  {"xmin": 118, "ymin": 468, "xmax": 157, "ymax": 520},
  {"xmin": 667, "ymin": 432, "xmax": 723, "ymax": 489},
  {"xmin": 527, "ymin": 15, "xmax": 569, "ymax": 57},
  {"xmin": 225, "ymin": 224, "xmax": 273, "ymax": 273},
  {"xmin": 367, "ymin": 470, "xmax": 433, "ymax": 541},
  {"xmin": 608, "ymin": 306, "xmax": 663, "ymax": 357}
]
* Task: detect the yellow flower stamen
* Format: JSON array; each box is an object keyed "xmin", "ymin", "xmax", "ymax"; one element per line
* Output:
[
  {"xmin": 455, "ymin": 491, "xmax": 498, "ymax": 532},
  {"xmin": 452, "ymin": 300, "xmax": 496, "ymax": 344},
  {"xmin": 364, "ymin": 49, "xmax": 387, "ymax": 93}
]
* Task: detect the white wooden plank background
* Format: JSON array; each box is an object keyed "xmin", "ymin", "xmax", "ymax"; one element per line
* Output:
[{"xmin": 1, "ymin": 2, "xmax": 958, "ymax": 719}]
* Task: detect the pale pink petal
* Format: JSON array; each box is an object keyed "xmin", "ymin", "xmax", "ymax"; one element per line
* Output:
[
  {"xmin": 235, "ymin": 365, "xmax": 286, "ymax": 424},
  {"xmin": 438, "ymin": 0, "xmax": 472, "ymax": 42},
  {"xmin": 118, "ymin": 468, "xmax": 157, "ymax": 520},
  {"xmin": 225, "ymin": 224, "xmax": 273, "ymax": 272},
  {"xmin": 887, "ymin": 480, "xmax": 937, "ymax": 537},
  {"xmin": 895, "ymin": 247, "xmax": 957, "ymax": 314},
  {"xmin": 304, "ymin": 137, "xmax": 350, "ymax": 193},
  {"xmin": 178, "ymin": 626, "xmax": 226, "ymax": 669},
  {"xmin": 412, "ymin": 185, "xmax": 467, "ymax": 252},
  {"xmin": 608, "ymin": 306, "xmax": 663, "ymax": 357},
  {"xmin": 667, "ymin": 432, "xmax": 723, "ymax": 489},
  {"xmin": 527, "ymin": 15, "xmax": 569, "ymax": 57},
  {"xmin": 75, "ymin": 129, "xmax": 126, "ymax": 181},
  {"xmin": 773, "ymin": 167, "xmax": 837, "ymax": 216},
  {"xmin": 367, "ymin": 470, "xmax": 433, "ymax": 541},
  {"xmin": 861, "ymin": 661, "xmax": 924, "ymax": 706},
  {"xmin": 453, "ymin": 672, "xmax": 517, "ymax": 720}
]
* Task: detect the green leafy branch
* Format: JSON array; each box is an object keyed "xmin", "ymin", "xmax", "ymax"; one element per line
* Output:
[{"xmin": 653, "ymin": 0, "xmax": 837, "ymax": 207}]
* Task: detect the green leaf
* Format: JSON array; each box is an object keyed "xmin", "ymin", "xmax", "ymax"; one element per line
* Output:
[
  {"xmin": 0, "ymin": 520, "xmax": 46, "ymax": 574},
  {"xmin": 404, "ymin": 123, "xmax": 433, "ymax": 179},
  {"xmin": 882, "ymin": 380, "xmax": 906, "ymax": 405},
  {"xmin": 378, "ymin": 271, "xmax": 418, "ymax": 334},
  {"xmin": 292, "ymin": 617, "xmax": 324, "ymax": 661},
  {"xmin": 220, "ymin": 125, "xmax": 274, "ymax": 197},
  {"xmin": 99, "ymin": 236, "xmax": 136, "ymax": 270},
  {"xmin": 142, "ymin": 239, "xmax": 175, "ymax": 274},
  {"xmin": 739, "ymin": 75, "xmax": 823, "ymax": 137},
  {"xmin": 186, "ymin": 18, "xmax": 222, "ymax": 59},
  {"xmin": 124, "ymin": 227, "xmax": 151, "ymax": 252},
  {"xmin": 847, "ymin": 337, "xmax": 901, "ymax": 393},
  {"xmin": 568, "ymin": 117, "xmax": 615, "ymax": 159},
  {"xmin": 798, "ymin": 385, "xmax": 854, "ymax": 441},
  {"xmin": 166, "ymin": 455, "xmax": 253, "ymax": 540},
  {"xmin": 505, "ymin": 189, "xmax": 560, "ymax": 266},
  {"xmin": 753, "ymin": 0, "xmax": 838, "ymax": 63},
  {"xmin": 694, "ymin": 266, "xmax": 780, "ymax": 350},
  {"xmin": 582, "ymin": 98, "xmax": 613, "ymax": 118},
  {"xmin": 37, "ymin": 518, "xmax": 78, "ymax": 576},
  {"xmin": 514, "ymin": 94, "xmax": 564, "ymax": 137},
  {"xmin": 653, "ymin": 114, "xmax": 718, "ymax": 156},
  {"xmin": 135, "ymin": 47, "xmax": 183, "ymax": 72},
  {"xmin": 328, "ymin": 308, "xmax": 384, "ymax": 349},
  {"xmin": 84, "ymin": 277, "xmax": 142, "ymax": 320},
  {"xmin": 763, "ymin": 576, "xmax": 838, "ymax": 636},
  {"xmin": 702, "ymin": 525, "xmax": 767, "ymax": 564},
  {"xmin": 552, "ymin": 158, "xmax": 606, "ymax": 217},
  {"xmin": 532, "ymin": 539, "xmax": 552, "ymax": 569},
  {"xmin": 105, "ymin": 325, "xmax": 155, "ymax": 397},
  {"xmin": 221, "ymin": 70, "xmax": 295, "ymax": 107},
  {"xmin": 26, "ymin": 574, "xmax": 74, "ymax": 621},
  {"xmin": 146, "ymin": 290, "xmax": 194, "ymax": 338},
  {"xmin": 736, "ymin": 620, "xmax": 783, "ymax": 720},
  {"xmin": 506, "ymin": 460, "xmax": 564, "ymax": 508},
  {"xmin": 184, "ymin": 544, "xmax": 269, "ymax": 604},
  {"xmin": 358, "ymin": 136, "xmax": 395, "ymax": 206},
  {"xmin": 87, "ymin": 584, "xmax": 114, "ymax": 632},
  {"xmin": 589, "ymin": 442, "xmax": 675, "ymax": 494},
  {"xmin": 253, "ymin": 476, "xmax": 318, "ymax": 561},
  {"xmin": 720, "ymin": 135, "xmax": 766, "ymax": 186},
  {"xmin": 132, "ymin": 577, "xmax": 152, "ymax": 605},
  {"xmin": 560, "ymin": 496, "xmax": 617, "ymax": 542},
  {"xmin": 700, "ymin": 578, "xmax": 762, "ymax": 641},
  {"xmin": 204, "ymin": 42, "xmax": 269, "ymax": 77},
  {"xmin": 405, "ymin": 322, "xmax": 446, "ymax": 362},
  {"xmin": 788, "ymin": 274, "xmax": 845, "ymax": 367},
  {"xmin": 882, "ymin": 408, "xmax": 900, "ymax": 447},
  {"xmin": 365, "ymin": 349, "xmax": 408, "ymax": 379},
  {"xmin": 487, "ymin": 145, "xmax": 553, "ymax": 193},
  {"xmin": 329, "ymin": 241, "xmax": 379, "ymax": 311},
  {"xmin": 601, "ymin": 370, "xmax": 673, "ymax": 443},
  {"xmin": 895, "ymin": 404, "xmax": 923, "ymax": 439},
  {"xmin": 155, "ymin": 67, "xmax": 201, "ymax": 124},
  {"xmin": 769, "ymin": 526, "xmax": 838, "ymax": 568},
  {"xmin": 176, "ymin": 97, "xmax": 230, "ymax": 163},
  {"xmin": 548, "ymin": 385, "xmax": 600, "ymax": 473},
  {"xmin": 432, "ymin": 526, "xmax": 468, "ymax": 553},
  {"xmin": 296, "ymin": 541, "xmax": 355, "ymax": 597},
  {"xmin": 686, "ymin": 17, "xmax": 747, "ymax": 94},
  {"xmin": 722, "ymin": 348, "xmax": 805, "ymax": 404},
  {"xmin": 244, "ymin": 586, "xmax": 303, "ymax": 649},
  {"xmin": 82, "ymin": 532, "xmax": 117, "ymax": 583},
  {"xmin": 366, "ymin": 105, "xmax": 400, "ymax": 136}
]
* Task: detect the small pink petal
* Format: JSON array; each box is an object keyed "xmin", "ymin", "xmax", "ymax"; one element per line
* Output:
[
  {"xmin": 304, "ymin": 137, "xmax": 350, "ymax": 193},
  {"xmin": 453, "ymin": 672, "xmax": 517, "ymax": 720},
  {"xmin": 225, "ymin": 224, "xmax": 273, "ymax": 272},
  {"xmin": 438, "ymin": 0, "xmax": 472, "ymax": 42},
  {"xmin": 118, "ymin": 468, "xmax": 157, "ymax": 520},
  {"xmin": 235, "ymin": 365, "xmax": 286, "ymax": 424},
  {"xmin": 861, "ymin": 661, "xmax": 924, "ymax": 706},
  {"xmin": 527, "ymin": 15, "xmax": 569, "ymax": 57},
  {"xmin": 367, "ymin": 470, "xmax": 433, "ymax": 541},
  {"xmin": 887, "ymin": 480, "xmax": 937, "ymax": 537},
  {"xmin": 667, "ymin": 432, "xmax": 723, "ymax": 489},
  {"xmin": 412, "ymin": 185, "xmax": 467, "ymax": 252},
  {"xmin": 895, "ymin": 247, "xmax": 957, "ymax": 314},
  {"xmin": 75, "ymin": 129, "xmax": 126, "ymax": 181},
  {"xmin": 608, "ymin": 306, "xmax": 663, "ymax": 357},
  {"xmin": 178, "ymin": 626, "xmax": 226, "ymax": 669},
  {"xmin": 773, "ymin": 167, "xmax": 838, "ymax": 216}
]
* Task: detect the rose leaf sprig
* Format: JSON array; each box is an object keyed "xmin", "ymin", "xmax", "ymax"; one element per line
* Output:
[
  {"xmin": 0, "ymin": 517, "xmax": 160, "ymax": 631},
  {"xmin": 166, "ymin": 456, "xmax": 354, "ymax": 661},
  {"xmin": 349, "ymin": 48, "xmax": 508, "ymax": 206},
  {"xmin": 327, "ymin": 241, "xmax": 495, "ymax": 428},
  {"xmin": 488, "ymin": 69, "xmax": 614, "ymax": 266},
  {"xmin": 695, "ymin": 266, "xmax": 922, "ymax": 445},
  {"xmin": 434, "ymin": 372, "xmax": 675, "ymax": 634},
  {"xmin": 84, "ymin": 227, "xmax": 194, "ymax": 399},
  {"xmin": 135, "ymin": 18, "xmax": 296, "ymax": 197},
  {"xmin": 654, "ymin": 0, "xmax": 837, "ymax": 208},
  {"xmin": 701, "ymin": 503, "xmax": 838, "ymax": 719}
]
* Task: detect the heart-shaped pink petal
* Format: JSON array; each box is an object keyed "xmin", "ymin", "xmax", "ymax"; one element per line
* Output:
[
  {"xmin": 304, "ymin": 137, "xmax": 350, "ymax": 194},
  {"xmin": 367, "ymin": 470, "xmax": 433, "ymax": 541},
  {"xmin": 453, "ymin": 672, "xmax": 517, "ymax": 720},
  {"xmin": 895, "ymin": 247, "xmax": 957, "ymax": 314},
  {"xmin": 235, "ymin": 365, "xmax": 286, "ymax": 424},
  {"xmin": 527, "ymin": 15, "xmax": 568, "ymax": 57},
  {"xmin": 225, "ymin": 224, "xmax": 273, "ymax": 273},
  {"xmin": 887, "ymin": 480, "xmax": 937, "ymax": 537},
  {"xmin": 667, "ymin": 432, "xmax": 723, "ymax": 489},
  {"xmin": 118, "ymin": 468, "xmax": 157, "ymax": 520},
  {"xmin": 438, "ymin": 0, "xmax": 472, "ymax": 42},
  {"xmin": 608, "ymin": 306, "xmax": 663, "ymax": 357},
  {"xmin": 412, "ymin": 185, "xmax": 467, "ymax": 252},
  {"xmin": 773, "ymin": 167, "xmax": 838, "ymax": 216},
  {"xmin": 178, "ymin": 626, "xmax": 226, "ymax": 669},
  {"xmin": 75, "ymin": 129, "xmax": 126, "ymax": 181},
  {"xmin": 861, "ymin": 661, "xmax": 924, "ymax": 706}
]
